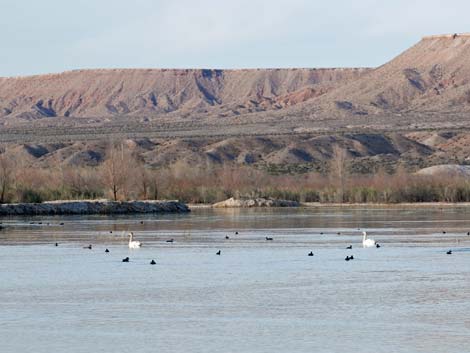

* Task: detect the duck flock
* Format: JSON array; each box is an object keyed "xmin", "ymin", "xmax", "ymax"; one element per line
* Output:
[{"xmin": 51, "ymin": 229, "xmax": 460, "ymax": 265}]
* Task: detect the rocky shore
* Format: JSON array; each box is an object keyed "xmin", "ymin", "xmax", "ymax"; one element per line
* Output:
[
  {"xmin": 0, "ymin": 200, "xmax": 190, "ymax": 216},
  {"xmin": 213, "ymin": 197, "xmax": 300, "ymax": 208}
]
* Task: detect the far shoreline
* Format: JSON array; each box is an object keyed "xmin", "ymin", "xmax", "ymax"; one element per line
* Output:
[{"xmin": 188, "ymin": 202, "xmax": 470, "ymax": 209}]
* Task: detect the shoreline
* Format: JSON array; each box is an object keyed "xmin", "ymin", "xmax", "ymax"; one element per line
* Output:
[{"xmin": 189, "ymin": 202, "xmax": 470, "ymax": 209}]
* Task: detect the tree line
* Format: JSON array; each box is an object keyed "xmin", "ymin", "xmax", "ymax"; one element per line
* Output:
[{"xmin": 0, "ymin": 142, "xmax": 469, "ymax": 204}]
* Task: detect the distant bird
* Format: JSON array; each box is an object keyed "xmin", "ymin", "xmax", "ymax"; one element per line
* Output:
[
  {"xmin": 337, "ymin": 232, "xmax": 341, "ymax": 235},
  {"xmin": 376, "ymin": 243, "xmax": 381, "ymax": 248},
  {"xmin": 346, "ymin": 245, "xmax": 352, "ymax": 249},
  {"xmin": 345, "ymin": 256, "xmax": 351, "ymax": 261},
  {"xmin": 320, "ymin": 232, "xmax": 324, "ymax": 235},
  {"xmin": 350, "ymin": 255, "xmax": 354, "ymax": 260},
  {"xmin": 122, "ymin": 257, "xmax": 130, "ymax": 262},
  {"xmin": 83, "ymin": 244, "xmax": 92, "ymax": 250},
  {"xmin": 225, "ymin": 236, "xmax": 230, "ymax": 240},
  {"xmin": 140, "ymin": 221, "xmax": 144, "ymax": 224},
  {"xmin": 216, "ymin": 250, "xmax": 221, "ymax": 255},
  {"xmin": 447, "ymin": 250, "xmax": 452, "ymax": 255},
  {"xmin": 54, "ymin": 243, "xmax": 58, "ymax": 247},
  {"xmin": 166, "ymin": 239, "xmax": 174, "ymax": 243},
  {"xmin": 266, "ymin": 237, "xmax": 273, "ymax": 241},
  {"xmin": 128, "ymin": 232, "xmax": 142, "ymax": 248},
  {"xmin": 150, "ymin": 259, "xmax": 156, "ymax": 265},
  {"xmin": 308, "ymin": 251, "xmax": 314, "ymax": 257},
  {"xmin": 59, "ymin": 223, "xmax": 64, "ymax": 226},
  {"xmin": 235, "ymin": 231, "xmax": 239, "ymax": 235},
  {"xmin": 467, "ymin": 232, "xmax": 469, "ymax": 236},
  {"xmin": 109, "ymin": 231, "xmax": 113, "ymax": 234},
  {"xmin": 443, "ymin": 231, "xmax": 446, "ymax": 234},
  {"xmin": 38, "ymin": 222, "xmax": 42, "ymax": 225},
  {"xmin": 105, "ymin": 249, "xmax": 110, "ymax": 253},
  {"xmin": 362, "ymin": 231, "xmax": 376, "ymax": 248}
]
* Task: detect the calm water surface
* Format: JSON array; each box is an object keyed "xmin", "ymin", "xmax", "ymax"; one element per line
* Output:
[{"xmin": 1, "ymin": 207, "xmax": 470, "ymax": 353}]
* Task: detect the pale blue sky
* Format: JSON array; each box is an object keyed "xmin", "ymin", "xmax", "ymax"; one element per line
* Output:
[{"xmin": 0, "ymin": 0, "xmax": 468, "ymax": 77}]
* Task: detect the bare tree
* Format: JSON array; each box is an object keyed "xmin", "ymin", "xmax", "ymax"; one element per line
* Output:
[
  {"xmin": 330, "ymin": 145, "xmax": 349, "ymax": 203},
  {"xmin": 134, "ymin": 162, "xmax": 152, "ymax": 200},
  {"xmin": 0, "ymin": 146, "xmax": 14, "ymax": 203},
  {"xmin": 101, "ymin": 142, "xmax": 135, "ymax": 201}
]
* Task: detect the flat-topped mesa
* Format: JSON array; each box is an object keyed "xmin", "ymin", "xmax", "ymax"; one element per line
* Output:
[
  {"xmin": 422, "ymin": 33, "xmax": 470, "ymax": 40},
  {"xmin": 0, "ymin": 67, "xmax": 369, "ymax": 121}
]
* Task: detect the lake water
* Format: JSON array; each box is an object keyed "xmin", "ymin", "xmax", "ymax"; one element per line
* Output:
[{"xmin": 1, "ymin": 207, "xmax": 470, "ymax": 353}]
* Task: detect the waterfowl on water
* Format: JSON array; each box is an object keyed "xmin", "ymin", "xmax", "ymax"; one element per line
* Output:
[
  {"xmin": 376, "ymin": 243, "xmax": 381, "ymax": 248},
  {"xmin": 266, "ymin": 237, "xmax": 273, "ymax": 241},
  {"xmin": 443, "ymin": 231, "xmax": 446, "ymax": 234},
  {"xmin": 216, "ymin": 250, "xmax": 221, "ymax": 255},
  {"xmin": 447, "ymin": 250, "xmax": 452, "ymax": 255},
  {"xmin": 150, "ymin": 259, "xmax": 156, "ymax": 265},
  {"xmin": 346, "ymin": 245, "xmax": 352, "ymax": 249},
  {"xmin": 55, "ymin": 243, "xmax": 58, "ymax": 247},
  {"xmin": 345, "ymin": 256, "xmax": 351, "ymax": 261},
  {"xmin": 362, "ymin": 231, "xmax": 376, "ymax": 248},
  {"xmin": 122, "ymin": 257, "xmax": 130, "ymax": 262},
  {"xmin": 59, "ymin": 223, "xmax": 64, "ymax": 226},
  {"xmin": 308, "ymin": 251, "xmax": 314, "ymax": 256},
  {"xmin": 128, "ymin": 232, "xmax": 142, "ymax": 248},
  {"xmin": 235, "ymin": 231, "xmax": 239, "ymax": 235},
  {"xmin": 166, "ymin": 239, "xmax": 174, "ymax": 243},
  {"xmin": 83, "ymin": 244, "xmax": 92, "ymax": 249},
  {"xmin": 225, "ymin": 236, "xmax": 230, "ymax": 239},
  {"xmin": 337, "ymin": 232, "xmax": 341, "ymax": 235},
  {"xmin": 105, "ymin": 249, "xmax": 110, "ymax": 253}
]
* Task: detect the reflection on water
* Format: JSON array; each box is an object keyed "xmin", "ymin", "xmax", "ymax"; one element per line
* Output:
[{"xmin": 1, "ymin": 207, "xmax": 470, "ymax": 353}]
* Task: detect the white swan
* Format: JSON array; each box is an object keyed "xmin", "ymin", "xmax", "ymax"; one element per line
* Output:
[
  {"xmin": 362, "ymin": 231, "xmax": 376, "ymax": 248},
  {"xmin": 128, "ymin": 232, "xmax": 142, "ymax": 248}
]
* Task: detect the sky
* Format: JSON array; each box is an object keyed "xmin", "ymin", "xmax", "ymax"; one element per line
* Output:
[{"xmin": 0, "ymin": 0, "xmax": 469, "ymax": 77}]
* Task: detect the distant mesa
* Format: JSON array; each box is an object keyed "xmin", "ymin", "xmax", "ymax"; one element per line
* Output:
[{"xmin": 2, "ymin": 33, "xmax": 470, "ymax": 127}]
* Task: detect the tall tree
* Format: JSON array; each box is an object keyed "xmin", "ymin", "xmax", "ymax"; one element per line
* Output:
[
  {"xmin": 101, "ymin": 142, "xmax": 134, "ymax": 201},
  {"xmin": 331, "ymin": 145, "xmax": 349, "ymax": 203},
  {"xmin": 0, "ymin": 146, "xmax": 13, "ymax": 204}
]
